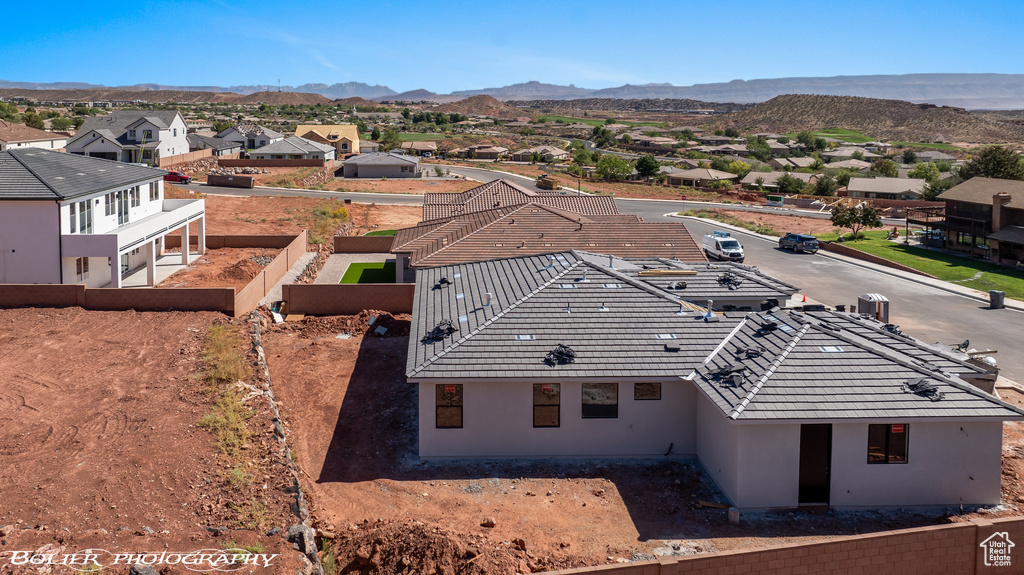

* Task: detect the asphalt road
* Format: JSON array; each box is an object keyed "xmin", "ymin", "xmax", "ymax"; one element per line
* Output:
[{"xmin": 185, "ymin": 174, "xmax": 1023, "ymax": 380}]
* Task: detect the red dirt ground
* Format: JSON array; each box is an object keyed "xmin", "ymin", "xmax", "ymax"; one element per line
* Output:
[
  {"xmin": 682, "ymin": 208, "xmax": 889, "ymax": 237},
  {"xmin": 156, "ymin": 247, "xmax": 280, "ymax": 290},
  {"xmin": 262, "ymin": 313, "xmax": 980, "ymax": 574},
  {"xmin": 0, "ymin": 308, "xmax": 304, "ymax": 574}
]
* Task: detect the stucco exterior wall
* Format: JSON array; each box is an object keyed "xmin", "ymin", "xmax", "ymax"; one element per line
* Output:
[
  {"xmin": 343, "ymin": 164, "xmax": 418, "ymax": 178},
  {"xmin": 61, "ymin": 256, "xmax": 113, "ymax": 288},
  {"xmin": 0, "ymin": 201, "xmax": 60, "ymax": 283},
  {"xmin": 418, "ymin": 380, "xmax": 697, "ymax": 458},
  {"xmin": 695, "ymin": 393, "xmax": 741, "ymax": 504},
  {"xmin": 2, "ymin": 138, "xmax": 67, "ymax": 150},
  {"xmin": 829, "ymin": 420, "xmax": 1003, "ymax": 508},
  {"xmin": 735, "ymin": 423, "xmax": 801, "ymax": 509}
]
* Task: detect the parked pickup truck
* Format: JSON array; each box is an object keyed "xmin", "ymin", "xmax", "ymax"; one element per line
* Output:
[
  {"xmin": 163, "ymin": 171, "xmax": 192, "ymax": 184},
  {"xmin": 703, "ymin": 231, "xmax": 745, "ymax": 263}
]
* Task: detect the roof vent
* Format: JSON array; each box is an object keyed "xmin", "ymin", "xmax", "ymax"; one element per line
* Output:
[
  {"xmin": 578, "ymin": 268, "xmax": 588, "ymax": 282},
  {"xmin": 902, "ymin": 377, "xmax": 945, "ymax": 401},
  {"xmin": 545, "ymin": 344, "xmax": 576, "ymax": 366},
  {"xmin": 547, "ymin": 255, "xmax": 556, "ymax": 269},
  {"xmin": 484, "ymin": 292, "xmax": 492, "ymax": 306},
  {"xmin": 603, "ymin": 283, "xmax": 621, "ymax": 289},
  {"xmin": 608, "ymin": 254, "xmax": 615, "ymax": 269},
  {"xmin": 421, "ymin": 319, "xmax": 457, "ymax": 343},
  {"xmin": 664, "ymin": 343, "xmax": 681, "ymax": 352},
  {"xmin": 598, "ymin": 303, "xmax": 609, "ymax": 312}
]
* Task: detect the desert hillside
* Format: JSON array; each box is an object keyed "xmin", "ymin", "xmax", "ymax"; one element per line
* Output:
[
  {"xmin": 433, "ymin": 95, "xmax": 529, "ymax": 119},
  {"xmin": 0, "ymin": 87, "xmax": 329, "ymax": 105},
  {"xmin": 720, "ymin": 94, "xmax": 1024, "ymax": 143}
]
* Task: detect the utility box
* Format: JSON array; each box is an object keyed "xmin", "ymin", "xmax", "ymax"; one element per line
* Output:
[{"xmin": 858, "ymin": 293, "xmax": 890, "ymax": 323}]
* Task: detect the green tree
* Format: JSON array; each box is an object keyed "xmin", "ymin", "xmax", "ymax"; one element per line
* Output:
[
  {"xmin": 635, "ymin": 155, "xmax": 660, "ymax": 179},
  {"xmin": 745, "ymin": 136, "xmax": 771, "ymax": 162},
  {"xmin": 370, "ymin": 127, "xmax": 381, "ymax": 140},
  {"xmin": 922, "ymin": 177, "xmax": 957, "ymax": 201},
  {"xmin": 813, "ymin": 173, "xmax": 839, "ymax": 196},
  {"xmin": 591, "ymin": 126, "xmax": 613, "ymax": 147},
  {"xmin": 710, "ymin": 156, "xmax": 731, "ymax": 172},
  {"xmin": 830, "ymin": 204, "xmax": 882, "ymax": 239},
  {"xmin": 851, "ymin": 150, "xmax": 865, "ymax": 161},
  {"xmin": 401, "ymin": 108, "xmax": 411, "ymax": 120},
  {"xmin": 813, "ymin": 137, "xmax": 828, "ymax": 151},
  {"xmin": 777, "ymin": 136, "xmax": 790, "ymax": 144},
  {"xmin": 604, "ymin": 117, "xmax": 617, "ymax": 125},
  {"xmin": 959, "ymin": 145, "xmax": 1024, "ymax": 181},
  {"xmin": 908, "ymin": 162, "xmax": 941, "ymax": 184},
  {"xmin": 776, "ymin": 173, "xmax": 805, "ymax": 195},
  {"xmin": 212, "ymin": 120, "xmax": 233, "ymax": 133},
  {"xmin": 795, "ymin": 131, "xmax": 815, "ymax": 148},
  {"xmin": 354, "ymin": 119, "xmax": 368, "ymax": 133},
  {"xmin": 0, "ymin": 102, "xmax": 18, "ymax": 121},
  {"xmin": 22, "ymin": 112, "xmax": 44, "ymax": 130},
  {"xmin": 573, "ymin": 147, "xmax": 594, "ymax": 166},
  {"xmin": 595, "ymin": 155, "xmax": 632, "ymax": 180},
  {"xmin": 902, "ymin": 149, "xmax": 918, "ymax": 164},
  {"xmin": 713, "ymin": 129, "xmax": 725, "ymax": 136},
  {"xmin": 50, "ymin": 116, "xmax": 73, "ymax": 131},
  {"xmin": 726, "ymin": 160, "xmax": 751, "ymax": 179},
  {"xmin": 381, "ymin": 128, "xmax": 401, "ymax": 150},
  {"xmin": 723, "ymin": 128, "xmax": 740, "ymax": 138},
  {"xmin": 871, "ymin": 159, "xmax": 899, "ymax": 178},
  {"xmin": 620, "ymin": 134, "xmax": 632, "ymax": 145}
]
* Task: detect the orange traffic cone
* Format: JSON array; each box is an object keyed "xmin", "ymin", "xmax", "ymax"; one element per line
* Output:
[{"xmin": 802, "ymin": 294, "xmax": 806, "ymax": 302}]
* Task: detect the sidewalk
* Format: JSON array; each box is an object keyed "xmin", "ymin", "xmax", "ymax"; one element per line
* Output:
[{"xmin": 671, "ymin": 214, "xmax": 1024, "ymax": 312}]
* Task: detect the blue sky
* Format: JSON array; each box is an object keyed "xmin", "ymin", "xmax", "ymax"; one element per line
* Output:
[{"xmin": 4, "ymin": 0, "xmax": 1024, "ymax": 93}]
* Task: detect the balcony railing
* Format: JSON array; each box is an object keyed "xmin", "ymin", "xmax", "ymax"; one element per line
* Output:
[{"xmin": 61, "ymin": 199, "xmax": 204, "ymax": 257}]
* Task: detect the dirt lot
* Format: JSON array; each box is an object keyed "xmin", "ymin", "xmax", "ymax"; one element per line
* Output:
[
  {"xmin": 683, "ymin": 208, "xmax": 892, "ymax": 237},
  {"xmin": 166, "ymin": 186, "xmax": 424, "ymax": 237},
  {"xmin": 263, "ymin": 314, "xmax": 974, "ymax": 574},
  {"xmin": 321, "ymin": 177, "xmax": 480, "ymax": 195},
  {"xmin": 0, "ymin": 308, "xmax": 303, "ymax": 574},
  {"xmin": 157, "ymin": 247, "xmax": 280, "ymax": 290}
]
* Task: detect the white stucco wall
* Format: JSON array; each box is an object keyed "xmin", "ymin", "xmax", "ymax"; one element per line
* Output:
[
  {"xmin": 695, "ymin": 393, "xmax": 741, "ymax": 503},
  {"xmin": 735, "ymin": 423, "xmax": 801, "ymax": 509},
  {"xmin": 0, "ymin": 201, "xmax": 61, "ymax": 283},
  {"xmin": 417, "ymin": 380, "xmax": 697, "ymax": 458},
  {"xmin": 2, "ymin": 138, "xmax": 67, "ymax": 150},
  {"xmin": 60, "ymin": 179, "xmax": 164, "ymax": 236},
  {"xmin": 829, "ymin": 420, "xmax": 1003, "ymax": 508},
  {"xmin": 61, "ymin": 255, "xmax": 113, "ymax": 288}
]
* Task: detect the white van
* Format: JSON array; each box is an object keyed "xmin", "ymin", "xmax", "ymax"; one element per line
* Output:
[{"xmin": 703, "ymin": 231, "xmax": 745, "ymax": 263}]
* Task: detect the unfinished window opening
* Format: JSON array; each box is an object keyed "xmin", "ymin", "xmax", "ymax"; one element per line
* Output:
[
  {"xmin": 435, "ymin": 384, "xmax": 463, "ymax": 429},
  {"xmin": 582, "ymin": 383, "xmax": 618, "ymax": 419},
  {"xmin": 867, "ymin": 423, "xmax": 908, "ymax": 464},
  {"xmin": 634, "ymin": 382, "xmax": 661, "ymax": 401},
  {"xmin": 533, "ymin": 383, "xmax": 560, "ymax": 427}
]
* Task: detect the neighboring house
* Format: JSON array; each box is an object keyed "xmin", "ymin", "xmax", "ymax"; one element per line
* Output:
[
  {"xmin": 399, "ymin": 141, "xmax": 438, "ymax": 156},
  {"xmin": 342, "ymin": 151, "xmax": 420, "ymax": 178},
  {"xmin": 249, "ymin": 136, "xmax": 335, "ymax": 160},
  {"xmin": 787, "ymin": 157, "xmax": 817, "ymax": 169},
  {"xmin": 214, "ymin": 123, "xmax": 284, "ymax": 149},
  {"xmin": 391, "ymin": 203, "xmax": 706, "ymax": 277},
  {"xmin": 632, "ymin": 136, "xmax": 679, "ymax": 149},
  {"xmin": 822, "ymin": 147, "xmax": 881, "ymax": 161},
  {"xmin": 359, "ymin": 140, "xmax": 381, "ymax": 154},
  {"xmin": 665, "ymin": 168, "xmax": 738, "ymax": 187},
  {"xmin": 66, "ymin": 110, "xmax": 189, "ymax": 166},
  {"xmin": 0, "ymin": 148, "xmax": 205, "ymax": 288},
  {"xmin": 407, "ymin": 250, "xmax": 1019, "ymax": 510},
  {"xmin": 826, "ymin": 159, "xmax": 873, "ymax": 172},
  {"xmin": 934, "ymin": 177, "xmax": 1024, "ymax": 265},
  {"xmin": 421, "ymin": 178, "xmax": 619, "ymax": 220},
  {"xmin": 295, "ymin": 124, "xmax": 361, "ymax": 156},
  {"xmin": 463, "ymin": 145, "xmax": 508, "ymax": 160},
  {"xmin": 739, "ymin": 171, "xmax": 815, "ymax": 189},
  {"xmin": 510, "ymin": 146, "xmax": 570, "ymax": 162},
  {"xmin": 913, "ymin": 150, "xmax": 957, "ymax": 163},
  {"xmin": 187, "ymin": 134, "xmax": 242, "ymax": 157},
  {"xmin": 846, "ymin": 177, "xmax": 927, "ymax": 200},
  {"xmin": 0, "ymin": 120, "xmax": 68, "ymax": 151},
  {"xmin": 709, "ymin": 144, "xmax": 749, "ymax": 157}
]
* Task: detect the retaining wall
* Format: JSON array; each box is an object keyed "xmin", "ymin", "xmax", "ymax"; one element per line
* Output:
[
  {"xmin": 232, "ymin": 231, "xmax": 308, "ymax": 315},
  {"xmin": 541, "ymin": 516, "xmax": 1023, "ymax": 575},
  {"xmin": 281, "ymin": 283, "xmax": 414, "ymax": 315},
  {"xmin": 819, "ymin": 241, "xmax": 937, "ymax": 278},
  {"xmin": 333, "ymin": 235, "xmax": 395, "ymax": 253},
  {"xmin": 218, "ymin": 159, "xmax": 328, "ymax": 168},
  {"xmin": 164, "ymin": 235, "xmax": 304, "ymax": 249},
  {"xmin": 159, "ymin": 148, "xmax": 213, "ymax": 167}
]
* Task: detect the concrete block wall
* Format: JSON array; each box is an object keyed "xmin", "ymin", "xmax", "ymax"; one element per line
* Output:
[
  {"xmin": 281, "ymin": 284, "xmax": 414, "ymax": 315},
  {"xmin": 540, "ymin": 517, "xmax": 1024, "ymax": 575},
  {"xmin": 217, "ymin": 159, "xmax": 328, "ymax": 168},
  {"xmin": 333, "ymin": 235, "xmax": 395, "ymax": 253}
]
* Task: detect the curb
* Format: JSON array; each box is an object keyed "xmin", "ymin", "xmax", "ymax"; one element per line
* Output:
[{"xmin": 671, "ymin": 214, "xmax": 1024, "ymax": 312}]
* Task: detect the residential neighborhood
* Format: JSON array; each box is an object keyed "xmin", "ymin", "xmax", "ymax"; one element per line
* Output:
[{"xmin": 3, "ymin": 2, "xmax": 1024, "ymax": 573}]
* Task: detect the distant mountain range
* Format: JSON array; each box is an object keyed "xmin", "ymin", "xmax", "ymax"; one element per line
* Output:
[{"xmin": 5, "ymin": 74, "xmax": 1024, "ymax": 109}]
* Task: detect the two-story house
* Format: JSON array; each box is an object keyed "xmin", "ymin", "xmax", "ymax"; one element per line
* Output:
[
  {"xmin": 0, "ymin": 120, "xmax": 68, "ymax": 151},
  {"xmin": 294, "ymin": 124, "xmax": 361, "ymax": 157},
  {"xmin": 65, "ymin": 110, "xmax": 189, "ymax": 166},
  {"xmin": 0, "ymin": 149, "xmax": 205, "ymax": 288}
]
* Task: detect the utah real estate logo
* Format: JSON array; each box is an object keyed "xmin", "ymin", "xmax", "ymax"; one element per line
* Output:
[{"xmin": 980, "ymin": 532, "xmax": 1014, "ymax": 567}]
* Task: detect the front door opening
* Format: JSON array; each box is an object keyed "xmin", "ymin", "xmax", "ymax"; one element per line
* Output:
[{"xmin": 798, "ymin": 423, "xmax": 832, "ymax": 505}]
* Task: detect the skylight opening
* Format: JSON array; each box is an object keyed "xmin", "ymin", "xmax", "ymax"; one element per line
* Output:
[
  {"xmin": 603, "ymin": 283, "xmax": 622, "ymax": 289},
  {"xmin": 819, "ymin": 346, "xmax": 845, "ymax": 353},
  {"xmin": 655, "ymin": 334, "xmax": 677, "ymax": 340},
  {"xmin": 514, "ymin": 334, "xmax": 536, "ymax": 341}
]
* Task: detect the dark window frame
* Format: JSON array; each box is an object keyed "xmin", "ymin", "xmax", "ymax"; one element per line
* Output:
[
  {"xmin": 582, "ymin": 383, "xmax": 618, "ymax": 419},
  {"xmin": 435, "ymin": 384, "xmax": 463, "ymax": 429},
  {"xmin": 867, "ymin": 423, "xmax": 909, "ymax": 464},
  {"xmin": 533, "ymin": 383, "xmax": 560, "ymax": 428},
  {"xmin": 634, "ymin": 382, "xmax": 662, "ymax": 401}
]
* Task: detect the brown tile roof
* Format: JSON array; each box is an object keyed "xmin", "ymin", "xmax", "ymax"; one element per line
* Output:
[
  {"xmin": 0, "ymin": 120, "xmax": 65, "ymax": 144},
  {"xmin": 421, "ymin": 178, "xmax": 620, "ymax": 220},
  {"xmin": 939, "ymin": 177, "xmax": 1024, "ymax": 208},
  {"xmin": 394, "ymin": 203, "xmax": 704, "ymax": 267}
]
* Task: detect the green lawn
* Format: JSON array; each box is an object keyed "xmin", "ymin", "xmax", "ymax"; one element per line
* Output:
[
  {"xmin": 890, "ymin": 141, "xmax": 965, "ymax": 151},
  {"xmin": 363, "ymin": 229, "xmax": 397, "ymax": 236},
  {"xmin": 340, "ymin": 262, "xmax": 396, "ymax": 284},
  {"xmin": 398, "ymin": 133, "xmax": 449, "ymax": 141},
  {"xmin": 819, "ymin": 231, "xmax": 1024, "ymax": 299},
  {"xmin": 782, "ymin": 128, "xmax": 873, "ymax": 143},
  {"xmin": 536, "ymin": 115, "xmax": 668, "ymax": 128}
]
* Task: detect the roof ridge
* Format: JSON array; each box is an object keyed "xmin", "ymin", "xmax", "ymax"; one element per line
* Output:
[
  {"xmin": 730, "ymin": 323, "xmax": 810, "ymax": 419},
  {"xmin": 6, "ymin": 149, "xmax": 59, "ymax": 197},
  {"xmin": 414, "ymin": 204, "xmax": 563, "ymax": 263},
  {"xmin": 833, "ymin": 313, "xmax": 981, "ymax": 373},
  {"xmin": 409, "ymin": 255, "xmax": 580, "ymax": 376},
  {"xmin": 578, "ymin": 257, "xmax": 698, "ymax": 307}
]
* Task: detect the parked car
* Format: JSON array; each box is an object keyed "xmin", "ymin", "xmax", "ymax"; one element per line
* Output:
[
  {"xmin": 163, "ymin": 171, "xmax": 192, "ymax": 184},
  {"xmin": 778, "ymin": 233, "xmax": 819, "ymax": 253},
  {"xmin": 703, "ymin": 230, "xmax": 745, "ymax": 262}
]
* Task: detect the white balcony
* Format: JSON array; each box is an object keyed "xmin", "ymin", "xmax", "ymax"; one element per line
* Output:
[{"xmin": 61, "ymin": 199, "xmax": 204, "ymax": 257}]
